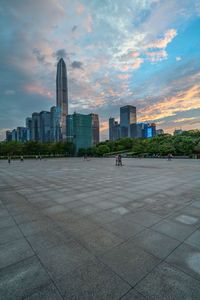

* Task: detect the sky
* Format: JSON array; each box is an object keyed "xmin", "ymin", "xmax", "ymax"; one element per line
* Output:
[{"xmin": 0, "ymin": 0, "xmax": 200, "ymax": 141}]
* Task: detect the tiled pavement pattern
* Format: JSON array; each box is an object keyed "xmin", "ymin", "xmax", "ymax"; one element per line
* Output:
[{"xmin": 0, "ymin": 158, "xmax": 200, "ymax": 299}]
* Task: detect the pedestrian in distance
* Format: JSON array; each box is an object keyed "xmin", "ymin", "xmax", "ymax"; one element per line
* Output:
[
  {"xmin": 20, "ymin": 155, "xmax": 24, "ymax": 162},
  {"xmin": 118, "ymin": 154, "xmax": 122, "ymax": 166},
  {"xmin": 8, "ymin": 156, "xmax": 11, "ymax": 164},
  {"xmin": 167, "ymin": 153, "xmax": 173, "ymax": 161},
  {"xmin": 115, "ymin": 155, "xmax": 118, "ymax": 166}
]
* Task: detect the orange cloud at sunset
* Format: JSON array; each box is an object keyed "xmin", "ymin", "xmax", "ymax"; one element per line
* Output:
[
  {"xmin": 100, "ymin": 121, "xmax": 109, "ymax": 133},
  {"xmin": 25, "ymin": 84, "xmax": 53, "ymax": 99},
  {"xmin": 145, "ymin": 29, "xmax": 177, "ymax": 49},
  {"xmin": 76, "ymin": 3, "xmax": 85, "ymax": 14},
  {"xmin": 139, "ymin": 85, "xmax": 200, "ymax": 122},
  {"xmin": 117, "ymin": 74, "xmax": 130, "ymax": 80}
]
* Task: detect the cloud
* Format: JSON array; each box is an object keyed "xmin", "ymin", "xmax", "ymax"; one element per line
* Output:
[
  {"xmin": 76, "ymin": 3, "xmax": 85, "ymax": 14},
  {"xmin": 147, "ymin": 50, "xmax": 168, "ymax": 62},
  {"xmin": 54, "ymin": 49, "xmax": 67, "ymax": 60},
  {"xmin": 139, "ymin": 85, "xmax": 200, "ymax": 122},
  {"xmin": 33, "ymin": 48, "xmax": 45, "ymax": 63},
  {"xmin": 176, "ymin": 56, "xmax": 182, "ymax": 61},
  {"xmin": 25, "ymin": 84, "xmax": 53, "ymax": 99},
  {"xmin": 71, "ymin": 61, "xmax": 83, "ymax": 69},
  {"xmin": 117, "ymin": 74, "xmax": 130, "ymax": 80},
  {"xmin": 173, "ymin": 117, "xmax": 197, "ymax": 123},
  {"xmin": 145, "ymin": 29, "xmax": 177, "ymax": 49},
  {"xmin": 4, "ymin": 90, "xmax": 15, "ymax": 96},
  {"xmin": 72, "ymin": 25, "xmax": 78, "ymax": 32}
]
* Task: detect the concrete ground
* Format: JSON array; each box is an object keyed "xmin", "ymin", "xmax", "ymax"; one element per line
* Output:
[{"xmin": 0, "ymin": 158, "xmax": 200, "ymax": 299}]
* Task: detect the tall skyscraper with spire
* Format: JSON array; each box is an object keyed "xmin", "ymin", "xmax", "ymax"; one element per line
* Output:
[{"xmin": 56, "ymin": 58, "xmax": 68, "ymax": 139}]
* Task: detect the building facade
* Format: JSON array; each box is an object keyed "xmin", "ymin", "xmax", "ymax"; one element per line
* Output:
[
  {"xmin": 39, "ymin": 111, "xmax": 51, "ymax": 143},
  {"xmin": 31, "ymin": 112, "xmax": 40, "ymax": 141},
  {"xmin": 6, "ymin": 130, "xmax": 12, "ymax": 142},
  {"xmin": 66, "ymin": 113, "xmax": 92, "ymax": 152},
  {"xmin": 120, "ymin": 105, "xmax": 136, "ymax": 138},
  {"xmin": 26, "ymin": 117, "xmax": 32, "ymax": 141},
  {"xmin": 50, "ymin": 106, "xmax": 61, "ymax": 142},
  {"xmin": 156, "ymin": 129, "xmax": 164, "ymax": 135},
  {"xmin": 109, "ymin": 117, "xmax": 120, "ymax": 141},
  {"xmin": 56, "ymin": 58, "xmax": 68, "ymax": 139},
  {"xmin": 90, "ymin": 113, "xmax": 100, "ymax": 145},
  {"xmin": 16, "ymin": 127, "xmax": 28, "ymax": 142}
]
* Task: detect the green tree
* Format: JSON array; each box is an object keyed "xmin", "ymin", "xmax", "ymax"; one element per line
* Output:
[{"xmin": 96, "ymin": 145, "xmax": 110, "ymax": 156}]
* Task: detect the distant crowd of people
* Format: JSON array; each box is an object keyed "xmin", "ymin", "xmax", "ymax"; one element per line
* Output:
[{"xmin": 7, "ymin": 155, "xmax": 42, "ymax": 164}]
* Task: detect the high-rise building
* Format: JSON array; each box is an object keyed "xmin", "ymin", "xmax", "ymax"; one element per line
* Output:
[
  {"xmin": 50, "ymin": 106, "xmax": 61, "ymax": 142},
  {"xmin": 156, "ymin": 129, "xmax": 164, "ymax": 135},
  {"xmin": 56, "ymin": 58, "xmax": 68, "ymax": 139},
  {"xmin": 131, "ymin": 123, "xmax": 156, "ymax": 138},
  {"xmin": 26, "ymin": 117, "xmax": 32, "ymax": 141},
  {"xmin": 90, "ymin": 113, "xmax": 99, "ymax": 145},
  {"xmin": 174, "ymin": 129, "xmax": 183, "ymax": 135},
  {"xmin": 120, "ymin": 105, "xmax": 136, "ymax": 138},
  {"xmin": 39, "ymin": 111, "xmax": 51, "ymax": 143},
  {"xmin": 16, "ymin": 127, "xmax": 28, "ymax": 142},
  {"xmin": 32, "ymin": 112, "xmax": 40, "ymax": 141},
  {"xmin": 11, "ymin": 129, "xmax": 17, "ymax": 141},
  {"xmin": 109, "ymin": 117, "xmax": 120, "ymax": 141},
  {"xmin": 66, "ymin": 113, "xmax": 92, "ymax": 152},
  {"xmin": 6, "ymin": 130, "xmax": 12, "ymax": 142}
]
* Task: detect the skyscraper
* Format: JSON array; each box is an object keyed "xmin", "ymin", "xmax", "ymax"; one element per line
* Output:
[
  {"xmin": 90, "ymin": 113, "xmax": 100, "ymax": 145},
  {"xmin": 39, "ymin": 111, "xmax": 51, "ymax": 143},
  {"xmin": 66, "ymin": 113, "xmax": 93, "ymax": 153},
  {"xmin": 109, "ymin": 117, "xmax": 120, "ymax": 141},
  {"xmin": 120, "ymin": 105, "xmax": 136, "ymax": 138},
  {"xmin": 56, "ymin": 58, "xmax": 68, "ymax": 139},
  {"xmin": 26, "ymin": 117, "xmax": 32, "ymax": 141},
  {"xmin": 32, "ymin": 112, "xmax": 40, "ymax": 141},
  {"xmin": 50, "ymin": 106, "xmax": 61, "ymax": 142}
]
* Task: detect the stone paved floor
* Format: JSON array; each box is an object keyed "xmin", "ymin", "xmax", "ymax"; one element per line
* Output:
[{"xmin": 0, "ymin": 158, "xmax": 200, "ymax": 299}]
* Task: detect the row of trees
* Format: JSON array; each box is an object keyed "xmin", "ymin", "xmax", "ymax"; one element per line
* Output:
[
  {"xmin": 0, "ymin": 141, "xmax": 75, "ymax": 156},
  {"xmin": 1, "ymin": 130, "xmax": 200, "ymax": 157},
  {"xmin": 78, "ymin": 130, "xmax": 200, "ymax": 157}
]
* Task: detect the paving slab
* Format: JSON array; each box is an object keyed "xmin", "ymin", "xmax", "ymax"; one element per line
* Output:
[
  {"xmin": 129, "ymin": 228, "xmax": 180, "ymax": 259},
  {"xmin": 100, "ymin": 241, "xmax": 160, "ymax": 286},
  {"xmin": 55, "ymin": 257, "xmax": 130, "ymax": 300},
  {"xmin": 0, "ymin": 238, "xmax": 34, "ymax": 269},
  {"xmin": 185, "ymin": 229, "xmax": 200, "ymax": 250},
  {"xmin": 136, "ymin": 262, "xmax": 200, "ymax": 300},
  {"xmin": 152, "ymin": 219, "xmax": 196, "ymax": 241},
  {"xmin": 0, "ymin": 158, "xmax": 200, "ymax": 299},
  {"xmin": 166, "ymin": 242, "xmax": 200, "ymax": 281},
  {"xmin": 0, "ymin": 256, "xmax": 51, "ymax": 300},
  {"xmin": 121, "ymin": 289, "xmax": 146, "ymax": 299},
  {"xmin": 24, "ymin": 283, "xmax": 62, "ymax": 300}
]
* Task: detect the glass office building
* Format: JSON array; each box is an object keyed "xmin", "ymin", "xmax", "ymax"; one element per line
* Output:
[
  {"xmin": 50, "ymin": 106, "xmax": 62, "ymax": 142},
  {"xmin": 120, "ymin": 105, "xmax": 136, "ymax": 138},
  {"xmin": 39, "ymin": 111, "xmax": 51, "ymax": 143},
  {"xmin": 66, "ymin": 113, "xmax": 92, "ymax": 152},
  {"xmin": 109, "ymin": 117, "xmax": 120, "ymax": 141}
]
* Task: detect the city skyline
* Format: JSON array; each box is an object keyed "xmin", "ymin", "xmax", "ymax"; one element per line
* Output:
[{"xmin": 1, "ymin": 0, "xmax": 200, "ymax": 141}]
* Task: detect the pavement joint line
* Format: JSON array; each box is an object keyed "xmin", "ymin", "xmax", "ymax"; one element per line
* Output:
[{"xmin": 1, "ymin": 200, "xmax": 65, "ymax": 300}]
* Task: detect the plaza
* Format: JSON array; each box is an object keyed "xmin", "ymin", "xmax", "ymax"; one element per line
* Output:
[{"xmin": 0, "ymin": 157, "xmax": 200, "ymax": 299}]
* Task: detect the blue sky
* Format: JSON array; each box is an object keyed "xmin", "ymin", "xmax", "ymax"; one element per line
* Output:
[{"xmin": 0, "ymin": 0, "xmax": 200, "ymax": 140}]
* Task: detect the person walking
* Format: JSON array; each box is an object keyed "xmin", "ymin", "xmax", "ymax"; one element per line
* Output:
[
  {"xmin": 20, "ymin": 155, "xmax": 24, "ymax": 162},
  {"xmin": 8, "ymin": 156, "xmax": 11, "ymax": 164},
  {"xmin": 118, "ymin": 154, "xmax": 122, "ymax": 166},
  {"xmin": 115, "ymin": 155, "xmax": 118, "ymax": 166}
]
